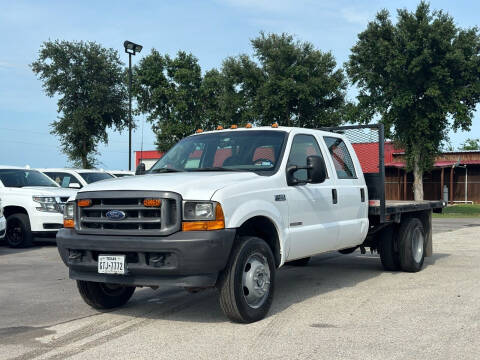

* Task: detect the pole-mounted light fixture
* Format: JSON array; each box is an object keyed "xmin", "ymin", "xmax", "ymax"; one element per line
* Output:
[{"xmin": 124, "ymin": 40, "xmax": 142, "ymax": 171}]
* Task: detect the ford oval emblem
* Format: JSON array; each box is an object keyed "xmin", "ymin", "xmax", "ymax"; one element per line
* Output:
[{"xmin": 106, "ymin": 210, "xmax": 126, "ymax": 221}]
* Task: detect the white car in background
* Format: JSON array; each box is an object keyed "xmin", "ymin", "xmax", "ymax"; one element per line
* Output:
[
  {"xmin": 0, "ymin": 166, "xmax": 76, "ymax": 247},
  {"xmin": 38, "ymin": 168, "xmax": 115, "ymax": 189},
  {"xmin": 0, "ymin": 198, "xmax": 6, "ymax": 240},
  {"xmin": 108, "ymin": 170, "xmax": 135, "ymax": 178}
]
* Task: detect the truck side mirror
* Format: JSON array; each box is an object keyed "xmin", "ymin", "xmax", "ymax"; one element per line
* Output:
[
  {"xmin": 306, "ymin": 155, "xmax": 327, "ymax": 184},
  {"xmin": 135, "ymin": 163, "xmax": 146, "ymax": 175},
  {"xmin": 286, "ymin": 155, "xmax": 327, "ymax": 186}
]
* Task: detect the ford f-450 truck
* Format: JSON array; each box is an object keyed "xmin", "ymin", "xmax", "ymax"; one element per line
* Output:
[{"xmin": 57, "ymin": 124, "xmax": 444, "ymax": 323}]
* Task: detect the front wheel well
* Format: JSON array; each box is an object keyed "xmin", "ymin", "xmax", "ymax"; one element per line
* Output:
[
  {"xmin": 3, "ymin": 206, "xmax": 28, "ymax": 219},
  {"xmin": 237, "ymin": 216, "xmax": 281, "ymax": 267}
]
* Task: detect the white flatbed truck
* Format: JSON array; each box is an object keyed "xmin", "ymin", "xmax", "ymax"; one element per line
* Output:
[{"xmin": 57, "ymin": 124, "xmax": 444, "ymax": 323}]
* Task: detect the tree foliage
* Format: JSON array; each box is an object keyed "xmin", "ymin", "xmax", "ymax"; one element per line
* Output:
[
  {"xmin": 134, "ymin": 33, "xmax": 347, "ymax": 152},
  {"xmin": 133, "ymin": 50, "xmax": 204, "ymax": 151},
  {"xmin": 31, "ymin": 40, "xmax": 128, "ymax": 168},
  {"xmin": 346, "ymin": 1, "xmax": 480, "ymax": 200},
  {"xmin": 252, "ymin": 32, "xmax": 347, "ymax": 127},
  {"xmin": 460, "ymin": 138, "xmax": 480, "ymax": 150}
]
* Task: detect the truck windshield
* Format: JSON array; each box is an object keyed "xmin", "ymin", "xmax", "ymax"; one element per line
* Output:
[
  {"xmin": 78, "ymin": 172, "xmax": 114, "ymax": 184},
  {"xmin": 149, "ymin": 130, "xmax": 287, "ymax": 174},
  {"xmin": 0, "ymin": 169, "xmax": 59, "ymax": 188}
]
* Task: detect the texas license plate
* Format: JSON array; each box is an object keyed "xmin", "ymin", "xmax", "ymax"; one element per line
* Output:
[{"xmin": 98, "ymin": 255, "xmax": 126, "ymax": 275}]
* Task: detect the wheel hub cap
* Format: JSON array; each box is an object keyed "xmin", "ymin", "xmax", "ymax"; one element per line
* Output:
[
  {"xmin": 412, "ymin": 228, "xmax": 424, "ymax": 263},
  {"xmin": 242, "ymin": 253, "xmax": 270, "ymax": 309}
]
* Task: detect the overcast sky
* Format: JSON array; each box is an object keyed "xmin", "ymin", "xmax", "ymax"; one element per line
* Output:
[{"xmin": 1, "ymin": 0, "xmax": 479, "ymax": 170}]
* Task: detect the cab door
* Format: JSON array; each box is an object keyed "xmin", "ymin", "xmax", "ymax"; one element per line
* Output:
[
  {"xmin": 323, "ymin": 136, "xmax": 368, "ymax": 249},
  {"xmin": 286, "ymin": 134, "xmax": 340, "ymax": 260}
]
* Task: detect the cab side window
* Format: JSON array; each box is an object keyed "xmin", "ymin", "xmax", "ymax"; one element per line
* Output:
[
  {"xmin": 323, "ymin": 137, "xmax": 357, "ymax": 179},
  {"xmin": 287, "ymin": 134, "xmax": 324, "ymax": 182}
]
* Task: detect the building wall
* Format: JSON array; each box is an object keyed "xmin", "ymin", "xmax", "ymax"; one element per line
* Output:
[{"xmin": 385, "ymin": 166, "xmax": 480, "ymax": 203}]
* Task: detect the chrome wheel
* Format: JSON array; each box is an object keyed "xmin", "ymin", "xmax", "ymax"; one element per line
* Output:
[
  {"xmin": 242, "ymin": 253, "xmax": 271, "ymax": 309},
  {"xmin": 412, "ymin": 227, "xmax": 424, "ymax": 263}
]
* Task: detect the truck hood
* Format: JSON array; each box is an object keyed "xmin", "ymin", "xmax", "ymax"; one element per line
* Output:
[{"xmin": 77, "ymin": 172, "xmax": 260, "ymax": 200}]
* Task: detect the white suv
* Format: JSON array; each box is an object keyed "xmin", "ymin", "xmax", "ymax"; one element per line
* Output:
[
  {"xmin": 0, "ymin": 198, "xmax": 5, "ymax": 240},
  {"xmin": 38, "ymin": 168, "xmax": 115, "ymax": 189},
  {"xmin": 0, "ymin": 166, "xmax": 76, "ymax": 247}
]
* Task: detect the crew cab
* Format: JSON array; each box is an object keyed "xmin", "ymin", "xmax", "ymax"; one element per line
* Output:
[
  {"xmin": 56, "ymin": 125, "xmax": 444, "ymax": 323},
  {"xmin": 0, "ymin": 166, "xmax": 77, "ymax": 247},
  {"xmin": 38, "ymin": 168, "xmax": 114, "ymax": 189}
]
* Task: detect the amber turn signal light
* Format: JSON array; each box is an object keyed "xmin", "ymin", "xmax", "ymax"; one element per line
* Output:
[
  {"xmin": 63, "ymin": 219, "xmax": 75, "ymax": 228},
  {"xmin": 182, "ymin": 204, "xmax": 225, "ymax": 231},
  {"xmin": 144, "ymin": 198, "xmax": 161, "ymax": 207},
  {"xmin": 77, "ymin": 199, "xmax": 92, "ymax": 207}
]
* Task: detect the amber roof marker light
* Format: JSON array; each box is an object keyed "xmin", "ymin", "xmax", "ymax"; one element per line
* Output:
[
  {"xmin": 196, "ymin": 129, "xmax": 204, "ymax": 133},
  {"xmin": 271, "ymin": 123, "xmax": 279, "ymax": 128},
  {"xmin": 216, "ymin": 125, "xmax": 224, "ymax": 130},
  {"xmin": 245, "ymin": 123, "xmax": 253, "ymax": 128},
  {"xmin": 230, "ymin": 124, "xmax": 238, "ymax": 129}
]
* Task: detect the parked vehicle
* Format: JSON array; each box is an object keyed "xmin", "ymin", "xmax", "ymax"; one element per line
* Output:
[
  {"xmin": 0, "ymin": 198, "xmax": 5, "ymax": 240},
  {"xmin": 0, "ymin": 166, "xmax": 76, "ymax": 247},
  {"xmin": 108, "ymin": 170, "xmax": 134, "ymax": 178},
  {"xmin": 56, "ymin": 124, "xmax": 444, "ymax": 323},
  {"xmin": 38, "ymin": 168, "xmax": 114, "ymax": 189}
]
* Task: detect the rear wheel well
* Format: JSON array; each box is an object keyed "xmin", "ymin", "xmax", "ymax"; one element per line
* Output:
[
  {"xmin": 237, "ymin": 216, "xmax": 281, "ymax": 267},
  {"xmin": 3, "ymin": 206, "xmax": 28, "ymax": 219}
]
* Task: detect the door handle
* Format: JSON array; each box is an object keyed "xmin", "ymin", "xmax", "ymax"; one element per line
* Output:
[
  {"xmin": 360, "ymin": 188, "xmax": 365, "ymax": 202},
  {"xmin": 332, "ymin": 189, "xmax": 337, "ymax": 204}
]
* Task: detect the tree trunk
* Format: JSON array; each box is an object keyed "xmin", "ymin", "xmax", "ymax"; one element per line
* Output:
[
  {"xmin": 412, "ymin": 152, "xmax": 424, "ymax": 201},
  {"xmin": 82, "ymin": 140, "xmax": 88, "ymax": 169}
]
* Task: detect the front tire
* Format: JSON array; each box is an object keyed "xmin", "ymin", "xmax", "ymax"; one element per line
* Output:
[
  {"xmin": 218, "ymin": 236, "xmax": 275, "ymax": 323},
  {"xmin": 398, "ymin": 218, "xmax": 425, "ymax": 272},
  {"xmin": 6, "ymin": 213, "xmax": 33, "ymax": 248},
  {"xmin": 77, "ymin": 281, "xmax": 135, "ymax": 309}
]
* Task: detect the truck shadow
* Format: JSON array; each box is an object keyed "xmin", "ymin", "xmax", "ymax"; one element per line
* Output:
[
  {"xmin": 117, "ymin": 251, "xmax": 449, "ymax": 324},
  {"xmin": 0, "ymin": 240, "xmax": 57, "ymax": 256}
]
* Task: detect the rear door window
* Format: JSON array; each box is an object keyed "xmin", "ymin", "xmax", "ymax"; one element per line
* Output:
[{"xmin": 323, "ymin": 137, "xmax": 357, "ymax": 179}]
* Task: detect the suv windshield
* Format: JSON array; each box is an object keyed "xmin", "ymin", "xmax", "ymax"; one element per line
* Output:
[
  {"xmin": 0, "ymin": 169, "xmax": 58, "ymax": 188},
  {"xmin": 149, "ymin": 130, "xmax": 287, "ymax": 173},
  {"xmin": 78, "ymin": 172, "xmax": 114, "ymax": 184}
]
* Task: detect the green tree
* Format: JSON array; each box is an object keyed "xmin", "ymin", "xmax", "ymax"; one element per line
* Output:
[
  {"xmin": 31, "ymin": 40, "xmax": 128, "ymax": 168},
  {"xmin": 252, "ymin": 32, "xmax": 347, "ymax": 127},
  {"xmin": 460, "ymin": 138, "xmax": 480, "ymax": 150},
  {"xmin": 346, "ymin": 2, "xmax": 480, "ymax": 200},
  {"xmin": 133, "ymin": 50, "xmax": 203, "ymax": 151}
]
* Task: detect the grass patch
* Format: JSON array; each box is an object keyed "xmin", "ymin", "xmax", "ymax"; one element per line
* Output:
[{"xmin": 433, "ymin": 204, "xmax": 480, "ymax": 218}]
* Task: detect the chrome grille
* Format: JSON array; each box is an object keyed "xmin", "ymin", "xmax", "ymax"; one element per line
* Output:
[{"xmin": 76, "ymin": 191, "xmax": 181, "ymax": 236}]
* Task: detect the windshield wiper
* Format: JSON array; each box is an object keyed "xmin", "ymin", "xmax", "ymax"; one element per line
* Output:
[
  {"xmin": 190, "ymin": 167, "xmax": 247, "ymax": 172},
  {"xmin": 150, "ymin": 168, "xmax": 184, "ymax": 173}
]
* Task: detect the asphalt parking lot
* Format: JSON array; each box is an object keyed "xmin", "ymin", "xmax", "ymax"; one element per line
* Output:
[{"xmin": 1, "ymin": 218, "xmax": 479, "ymax": 360}]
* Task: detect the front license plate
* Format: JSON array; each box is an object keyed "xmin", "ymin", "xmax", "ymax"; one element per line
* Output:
[{"xmin": 98, "ymin": 255, "xmax": 126, "ymax": 275}]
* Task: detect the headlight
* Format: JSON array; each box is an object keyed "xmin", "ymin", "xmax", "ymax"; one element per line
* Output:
[
  {"xmin": 63, "ymin": 202, "xmax": 75, "ymax": 228},
  {"xmin": 183, "ymin": 202, "xmax": 215, "ymax": 220},
  {"xmin": 32, "ymin": 196, "xmax": 60, "ymax": 213},
  {"xmin": 182, "ymin": 201, "xmax": 225, "ymax": 231}
]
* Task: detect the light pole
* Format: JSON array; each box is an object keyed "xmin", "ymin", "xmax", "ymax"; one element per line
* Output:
[{"xmin": 123, "ymin": 40, "xmax": 143, "ymax": 170}]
